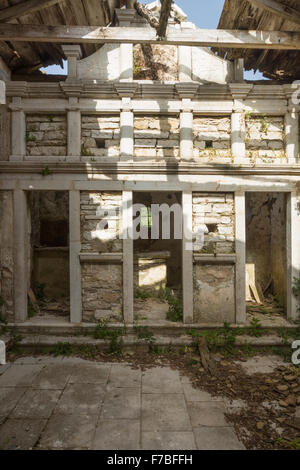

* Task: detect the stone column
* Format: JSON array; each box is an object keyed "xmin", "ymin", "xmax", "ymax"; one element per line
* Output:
[
  {"xmin": 286, "ymin": 192, "xmax": 300, "ymax": 321},
  {"xmin": 62, "ymin": 45, "xmax": 82, "ymax": 80},
  {"xmin": 229, "ymin": 84, "xmax": 253, "ymax": 165},
  {"xmin": 14, "ymin": 190, "xmax": 29, "ymax": 322},
  {"xmin": 122, "ymin": 190, "xmax": 134, "ymax": 325},
  {"xmin": 176, "ymin": 83, "xmax": 199, "ymax": 161},
  {"xmin": 182, "ymin": 191, "xmax": 193, "ymax": 324},
  {"xmin": 67, "ymin": 97, "xmax": 81, "ymax": 161},
  {"xmin": 69, "ymin": 190, "xmax": 82, "ymax": 324},
  {"xmin": 285, "ymin": 100, "xmax": 299, "ymax": 164},
  {"xmin": 10, "ymin": 97, "xmax": 25, "ymax": 161},
  {"xmin": 115, "ymin": 9, "xmax": 135, "ymax": 82},
  {"xmin": 115, "ymin": 84, "xmax": 137, "ymax": 161},
  {"xmin": 233, "ymin": 58, "xmax": 244, "ymax": 83},
  {"xmin": 235, "ymin": 191, "xmax": 246, "ymax": 324}
]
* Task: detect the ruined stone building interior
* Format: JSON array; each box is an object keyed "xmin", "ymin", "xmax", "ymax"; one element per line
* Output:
[{"xmin": 0, "ymin": 0, "xmax": 299, "ymax": 331}]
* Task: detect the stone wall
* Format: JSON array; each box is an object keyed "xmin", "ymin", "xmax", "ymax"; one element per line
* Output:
[
  {"xmin": 26, "ymin": 115, "xmax": 67, "ymax": 157},
  {"xmin": 245, "ymin": 115, "xmax": 286, "ymax": 164},
  {"xmin": 193, "ymin": 117, "xmax": 231, "ymax": 161},
  {"xmin": 193, "ymin": 264, "xmax": 235, "ymax": 323},
  {"xmin": 81, "ymin": 115, "xmax": 120, "ymax": 158},
  {"xmin": 192, "ymin": 192, "xmax": 235, "ymax": 254},
  {"xmin": 80, "ymin": 191, "xmax": 123, "ymax": 322},
  {"xmin": 0, "ymin": 191, "xmax": 14, "ymax": 321},
  {"xmin": 134, "ymin": 116, "xmax": 180, "ymax": 158}
]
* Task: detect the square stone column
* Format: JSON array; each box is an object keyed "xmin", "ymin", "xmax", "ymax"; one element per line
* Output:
[
  {"xmin": 122, "ymin": 190, "xmax": 134, "ymax": 325},
  {"xmin": 115, "ymin": 9, "xmax": 135, "ymax": 82},
  {"xmin": 67, "ymin": 97, "xmax": 81, "ymax": 161},
  {"xmin": 182, "ymin": 191, "xmax": 193, "ymax": 324},
  {"xmin": 115, "ymin": 83, "xmax": 137, "ymax": 161},
  {"xmin": 69, "ymin": 190, "xmax": 82, "ymax": 323},
  {"xmin": 176, "ymin": 84, "xmax": 199, "ymax": 161},
  {"xmin": 62, "ymin": 45, "xmax": 82, "ymax": 80},
  {"xmin": 14, "ymin": 190, "xmax": 29, "ymax": 322},
  {"xmin": 285, "ymin": 100, "xmax": 299, "ymax": 164},
  {"xmin": 10, "ymin": 97, "xmax": 25, "ymax": 161},
  {"xmin": 235, "ymin": 191, "xmax": 246, "ymax": 324},
  {"xmin": 229, "ymin": 84, "xmax": 253, "ymax": 165},
  {"xmin": 287, "ymin": 192, "xmax": 300, "ymax": 321}
]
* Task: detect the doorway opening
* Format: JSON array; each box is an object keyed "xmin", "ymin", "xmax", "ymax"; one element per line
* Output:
[
  {"xmin": 133, "ymin": 191, "xmax": 182, "ymax": 324},
  {"xmin": 245, "ymin": 192, "xmax": 288, "ymax": 326},
  {"xmin": 29, "ymin": 191, "xmax": 70, "ymax": 322}
]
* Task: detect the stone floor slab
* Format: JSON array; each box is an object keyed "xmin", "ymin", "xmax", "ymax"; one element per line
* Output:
[
  {"xmin": 69, "ymin": 363, "xmax": 111, "ymax": 385},
  {"xmin": 109, "ymin": 364, "xmax": 141, "ymax": 388},
  {"xmin": 101, "ymin": 387, "xmax": 140, "ymax": 420},
  {"xmin": 194, "ymin": 426, "xmax": 245, "ymax": 450},
  {"xmin": 93, "ymin": 419, "xmax": 140, "ymax": 450},
  {"xmin": 11, "ymin": 389, "xmax": 61, "ymax": 419},
  {"xmin": 55, "ymin": 383, "xmax": 105, "ymax": 415},
  {"xmin": 142, "ymin": 431, "xmax": 196, "ymax": 450},
  {"xmin": 187, "ymin": 402, "xmax": 228, "ymax": 427},
  {"xmin": 31, "ymin": 364, "xmax": 74, "ymax": 390},
  {"xmin": 37, "ymin": 413, "xmax": 98, "ymax": 449},
  {"xmin": 142, "ymin": 367, "xmax": 182, "ymax": 394},
  {"xmin": 0, "ymin": 418, "xmax": 47, "ymax": 450},
  {"xmin": 239, "ymin": 355, "xmax": 285, "ymax": 375},
  {"xmin": 183, "ymin": 383, "xmax": 223, "ymax": 402},
  {"xmin": 142, "ymin": 394, "xmax": 191, "ymax": 431},
  {"xmin": 0, "ymin": 364, "xmax": 43, "ymax": 387},
  {"xmin": 0, "ymin": 364, "xmax": 10, "ymax": 376},
  {"xmin": 0, "ymin": 387, "xmax": 26, "ymax": 416}
]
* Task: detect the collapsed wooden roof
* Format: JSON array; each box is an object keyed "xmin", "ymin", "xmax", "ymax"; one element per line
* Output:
[
  {"xmin": 215, "ymin": 0, "xmax": 300, "ymax": 81},
  {"xmin": 0, "ymin": 0, "xmax": 116, "ymax": 74}
]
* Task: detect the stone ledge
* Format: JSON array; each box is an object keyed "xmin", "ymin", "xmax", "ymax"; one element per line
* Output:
[
  {"xmin": 79, "ymin": 253, "xmax": 123, "ymax": 263},
  {"xmin": 193, "ymin": 254, "xmax": 236, "ymax": 264}
]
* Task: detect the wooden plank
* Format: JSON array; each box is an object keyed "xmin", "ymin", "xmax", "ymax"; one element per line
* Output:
[
  {"xmin": 0, "ymin": 0, "xmax": 66, "ymax": 22},
  {"xmin": 0, "ymin": 24, "xmax": 300, "ymax": 49},
  {"xmin": 157, "ymin": 0, "xmax": 173, "ymax": 38},
  {"xmin": 246, "ymin": 0, "xmax": 300, "ymax": 27}
]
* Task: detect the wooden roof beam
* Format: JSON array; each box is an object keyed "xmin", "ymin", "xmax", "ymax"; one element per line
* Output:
[
  {"xmin": 0, "ymin": 0, "xmax": 66, "ymax": 22},
  {"xmin": 246, "ymin": 0, "xmax": 300, "ymax": 27},
  {"xmin": 0, "ymin": 24, "xmax": 300, "ymax": 50}
]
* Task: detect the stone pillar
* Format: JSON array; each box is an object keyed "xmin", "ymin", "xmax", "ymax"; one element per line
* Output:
[
  {"xmin": 62, "ymin": 45, "xmax": 82, "ymax": 80},
  {"xmin": 229, "ymin": 84, "xmax": 253, "ymax": 165},
  {"xmin": 286, "ymin": 192, "xmax": 300, "ymax": 321},
  {"xmin": 120, "ymin": 98, "xmax": 134, "ymax": 160},
  {"xmin": 69, "ymin": 190, "xmax": 82, "ymax": 324},
  {"xmin": 182, "ymin": 191, "xmax": 193, "ymax": 324},
  {"xmin": 233, "ymin": 58, "xmax": 244, "ymax": 83},
  {"xmin": 235, "ymin": 191, "xmax": 246, "ymax": 324},
  {"xmin": 115, "ymin": 9, "xmax": 135, "ymax": 82},
  {"xmin": 14, "ymin": 190, "xmax": 29, "ymax": 322},
  {"xmin": 178, "ymin": 46, "xmax": 192, "ymax": 82},
  {"xmin": 10, "ymin": 97, "xmax": 25, "ymax": 161},
  {"xmin": 285, "ymin": 100, "xmax": 299, "ymax": 164},
  {"xmin": 180, "ymin": 100, "xmax": 193, "ymax": 160},
  {"xmin": 122, "ymin": 190, "xmax": 134, "ymax": 325},
  {"xmin": 67, "ymin": 97, "xmax": 81, "ymax": 161}
]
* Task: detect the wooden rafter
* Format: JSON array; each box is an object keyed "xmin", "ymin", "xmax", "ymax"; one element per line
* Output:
[
  {"xmin": 0, "ymin": 0, "xmax": 66, "ymax": 22},
  {"xmin": 246, "ymin": 0, "xmax": 300, "ymax": 27},
  {"xmin": 157, "ymin": 0, "xmax": 173, "ymax": 38},
  {"xmin": 0, "ymin": 24, "xmax": 299, "ymax": 50}
]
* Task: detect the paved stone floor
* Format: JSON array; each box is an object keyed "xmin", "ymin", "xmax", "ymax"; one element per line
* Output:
[{"xmin": 0, "ymin": 357, "xmax": 245, "ymax": 450}]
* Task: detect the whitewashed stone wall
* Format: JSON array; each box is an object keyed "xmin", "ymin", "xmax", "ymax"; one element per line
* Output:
[
  {"xmin": 192, "ymin": 192, "xmax": 235, "ymax": 254},
  {"xmin": 193, "ymin": 117, "xmax": 231, "ymax": 161},
  {"xmin": 81, "ymin": 115, "xmax": 120, "ymax": 159},
  {"xmin": 134, "ymin": 116, "xmax": 180, "ymax": 158},
  {"xmin": 80, "ymin": 191, "xmax": 123, "ymax": 323},
  {"xmin": 245, "ymin": 115, "xmax": 286, "ymax": 164},
  {"xmin": 26, "ymin": 115, "xmax": 67, "ymax": 156},
  {"xmin": 0, "ymin": 191, "xmax": 14, "ymax": 321}
]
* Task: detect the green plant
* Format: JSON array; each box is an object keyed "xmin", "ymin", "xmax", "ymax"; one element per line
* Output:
[
  {"xmin": 248, "ymin": 317, "xmax": 264, "ymax": 337},
  {"xmin": 134, "ymin": 288, "xmax": 152, "ymax": 300},
  {"xmin": 93, "ymin": 319, "xmax": 125, "ymax": 354},
  {"xmin": 40, "ymin": 166, "xmax": 53, "ymax": 176},
  {"xmin": 109, "ymin": 335, "xmax": 123, "ymax": 355},
  {"xmin": 134, "ymin": 326, "xmax": 154, "ymax": 341},
  {"xmin": 28, "ymin": 300, "xmax": 36, "ymax": 319},
  {"xmin": 25, "ymin": 131, "xmax": 36, "ymax": 143},
  {"xmin": 81, "ymin": 145, "xmax": 95, "ymax": 157},
  {"xmin": 51, "ymin": 342, "xmax": 73, "ymax": 357},
  {"xmin": 165, "ymin": 288, "xmax": 183, "ymax": 322},
  {"xmin": 34, "ymin": 283, "xmax": 46, "ymax": 308}
]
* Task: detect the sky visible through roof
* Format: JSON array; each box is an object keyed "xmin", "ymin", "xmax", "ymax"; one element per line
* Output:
[{"xmin": 42, "ymin": 0, "xmax": 264, "ymax": 80}]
